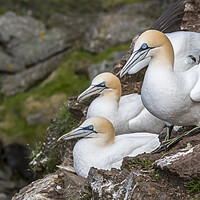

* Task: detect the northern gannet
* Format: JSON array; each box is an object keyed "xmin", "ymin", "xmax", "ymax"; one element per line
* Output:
[
  {"xmin": 120, "ymin": 30, "xmax": 200, "ymax": 151},
  {"xmin": 78, "ymin": 72, "xmax": 165, "ymax": 134},
  {"xmin": 128, "ymin": 31, "xmax": 200, "ymax": 75},
  {"xmin": 58, "ymin": 116, "xmax": 160, "ymax": 178}
]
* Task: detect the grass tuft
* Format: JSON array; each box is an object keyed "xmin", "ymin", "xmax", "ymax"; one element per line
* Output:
[{"xmin": 185, "ymin": 179, "xmax": 200, "ymax": 194}]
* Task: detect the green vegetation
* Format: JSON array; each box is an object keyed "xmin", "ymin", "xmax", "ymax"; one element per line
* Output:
[
  {"xmin": 150, "ymin": 169, "xmax": 160, "ymax": 181},
  {"xmin": 123, "ymin": 157, "xmax": 160, "ymax": 181},
  {"xmin": 0, "ymin": 59, "xmax": 89, "ymax": 144},
  {"xmin": 30, "ymin": 102, "xmax": 80, "ymax": 175},
  {"xmin": 49, "ymin": 101, "xmax": 79, "ymax": 136},
  {"xmin": 0, "ymin": 7, "xmax": 8, "ymax": 15},
  {"xmin": 185, "ymin": 178, "xmax": 200, "ymax": 194},
  {"xmin": 123, "ymin": 157, "xmax": 151, "ymax": 169},
  {"xmin": 123, "ymin": 158, "xmax": 140, "ymax": 169}
]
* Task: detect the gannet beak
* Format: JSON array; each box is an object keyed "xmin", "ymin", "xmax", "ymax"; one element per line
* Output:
[
  {"xmin": 120, "ymin": 48, "xmax": 152, "ymax": 78},
  {"xmin": 78, "ymin": 84, "xmax": 107, "ymax": 101},
  {"xmin": 128, "ymin": 57, "xmax": 151, "ymax": 75},
  {"xmin": 58, "ymin": 126, "xmax": 96, "ymax": 141}
]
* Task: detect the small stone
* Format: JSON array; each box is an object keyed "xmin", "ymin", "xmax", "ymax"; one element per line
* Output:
[{"xmin": 56, "ymin": 185, "xmax": 61, "ymax": 190}]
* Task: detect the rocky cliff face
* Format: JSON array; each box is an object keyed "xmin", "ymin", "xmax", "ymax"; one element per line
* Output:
[
  {"xmin": 10, "ymin": 0, "xmax": 200, "ymax": 199},
  {"xmin": 0, "ymin": 12, "xmax": 72, "ymax": 96}
]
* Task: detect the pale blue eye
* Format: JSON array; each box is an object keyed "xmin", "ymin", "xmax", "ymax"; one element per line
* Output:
[
  {"xmin": 100, "ymin": 81, "xmax": 106, "ymax": 87},
  {"xmin": 88, "ymin": 125, "xmax": 94, "ymax": 130},
  {"xmin": 141, "ymin": 43, "xmax": 148, "ymax": 50}
]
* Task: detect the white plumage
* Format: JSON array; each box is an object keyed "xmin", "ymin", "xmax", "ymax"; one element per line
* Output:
[
  {"xmin": 58, "ymin": 117, "xmax": 160, "ymax": 178},
  {"xmin": 121, "ymin": 29, "xmax": 200, "ymax": 127}
]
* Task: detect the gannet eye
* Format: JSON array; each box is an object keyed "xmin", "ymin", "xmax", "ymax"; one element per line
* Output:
[
  {"xmin": 100, "ymin": 81, "xmax": 106, "ymax": 87},
  {"xmin": 88, "ymin": 125, "xmax": 94, "ymax": 130},
  {"xmin": 141, "ymin": 43, "xmax": 148, "ymax": 50}
]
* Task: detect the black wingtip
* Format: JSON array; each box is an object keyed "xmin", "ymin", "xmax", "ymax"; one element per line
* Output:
[{"xmin": 150, "ymin": 0, "xmax": 186, "ymax": 33}]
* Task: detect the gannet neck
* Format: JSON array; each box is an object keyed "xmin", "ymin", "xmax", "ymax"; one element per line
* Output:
[
  {"xmin": 100, "ymin": 88, "xmax": 121, "ymax": 102},
  {"xmin": 151, "ymin": 41, "xmax": 174, "ymax": 70}
]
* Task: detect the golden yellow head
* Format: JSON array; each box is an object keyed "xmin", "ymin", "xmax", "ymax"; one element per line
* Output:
[
  {"xmin": 93, "ymin": 72, "xmax": 121, "ymax": 91},
  {"xmin": 58, "ymin": 116, "xmax": 115, "ymax": 146},
  {"xmin": 120, "ymin": 30, "xmax": 175, "ymax": 77},
  {"xmin": 78, "ymin": 72, "xmax": 121, "ymax": 101}
]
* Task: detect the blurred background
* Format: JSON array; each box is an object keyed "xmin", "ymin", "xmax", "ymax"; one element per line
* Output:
[{"xmin": 0, "ymin": 0, "xmax": 177, "ymax": 199}]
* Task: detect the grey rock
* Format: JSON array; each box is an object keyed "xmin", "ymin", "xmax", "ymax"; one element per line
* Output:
[
  {"xmin": 0, "ymin": 50, "xmax": 25, "ymax": 73},
  {"xmin": 26, "ymin": 112, "xmax": 49, "ymax": 125},
  {"xmin": 0, "ymin": 193, "xmax": 9, "ymax": 200},
  {"xmin": 26, "ymin": 103, "xmax": 61, "ymax": 125},
  {"xmin": 0, "ymin": 12, "xmax": 45, "ymax": 48},
  {"xmin": 7, "ymin": 28, "xmax": 72, "ymax": 67},
  {"xmin": 81, "ymin": 0, "xmax": 179, "ymax": 53},
  {"xmin": 12, "ymin": 170, "xmax": 85, "ymax": 200},
  {"xmin": 85, "ymin": 166, "xmax": 191, "ymax": 200},
  {"xmin": 88, "ymin": 167, "xmax": 137, "ymax": 199},
  {"xmin": 81, "ymin": 3, "xmax": 156, "ymax": 53},
  {"xmin": 0, "ymin": 12, "xmax": 72, "ymax": 96},
  {"xmin": 86, "ymin": 51, "xmax": 125, "ymax": 80},
  {"xmin": 47, "ymin": 12, "xmax": 95, "ymax": 41},
  {"xmin": 155, "ymin": 143, "xmax": 200, "ymax": 180},
  {"xmin": 87, "ymin": 60, "xmax": 116, "ymax": 80},
  {"xmin": 1, "ymin": 52, "xmax": 66, "ymax": 96},
  {"xmin": 181, "ymin": 0, "xmax": 200, "ymax": 33}
]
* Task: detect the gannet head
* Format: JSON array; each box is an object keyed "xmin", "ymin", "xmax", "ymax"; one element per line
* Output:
[
  {"xmin": 58, "ymin": 116, "xmax": 115, "ymax": 146},
  {"xmin": 78, "ymin": 72, "xmax": 121, "ymax": 101},
  {"xmin": 120, "ymin": 30, "xmax": 174, "ymax": 77}
]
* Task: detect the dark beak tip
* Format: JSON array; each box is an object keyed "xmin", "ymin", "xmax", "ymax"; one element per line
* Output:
[
  {"xmin": 120, "ymin": 70, "xmax": 125, "ymax": 78},
  {"xmin": 57, "ymin": 137, "xmax": 63, "ymax": 142}
]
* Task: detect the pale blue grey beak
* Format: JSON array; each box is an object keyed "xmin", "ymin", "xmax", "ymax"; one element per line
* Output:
[
  {"xmin": 120, "ymin": 49, "xmax": 151, "ymax": 77},
  {"xmin": 58, "ymin": 127, "xmax": 94, "ymax": 141},
  {"xmin": 77, "ymin": 85, "xmax": 106, "ymax": 101}
]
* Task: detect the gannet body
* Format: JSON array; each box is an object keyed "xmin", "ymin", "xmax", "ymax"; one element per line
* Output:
[
  {"xmin": 78, "ymin": 72, "xmax": 165, "ymax": 134},
  {"xmin": 128, "ymin": 31, "xmax": 200, "ymax": 75},
  {"xmin": 120, "ymin": 30, "xmax": 200, "ymax": 127},
  {"xmin": 166, "ymin": 31, "xmax": 200, "ymax": 71},
  {"xmin": 58, "ymin": 117, "xmax": 160, "ymax": 178}
]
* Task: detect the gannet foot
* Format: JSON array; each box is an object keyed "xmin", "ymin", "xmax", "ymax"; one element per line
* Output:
[
  {"xmin": 164, "ymin": 125, "xmax": 174, "ymax": 141},
  {"xmin": 151, "ymin": 136, "xmax": 183, "ymax": 153},
  {"xmin": 152, "ymin": 126, "xmax": 200, "ymax": 154}
]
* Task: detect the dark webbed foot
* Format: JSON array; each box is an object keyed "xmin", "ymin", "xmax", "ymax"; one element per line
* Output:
[{"xmin": 152, "ymin": 126, "xmax": 200, "ymax": 154}]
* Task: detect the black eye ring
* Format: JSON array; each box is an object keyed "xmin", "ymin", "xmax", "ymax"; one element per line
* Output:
[
  {"xmin": 100, "ymin": 81, "xmax": 106, "ymax": 87},
  {"xmin": 88, "ymin": 125, "xmax": 94, "ymax": 130},
  {"xmin": 141, "ymin": 43, "xmax": 148, "ymax": 50}
]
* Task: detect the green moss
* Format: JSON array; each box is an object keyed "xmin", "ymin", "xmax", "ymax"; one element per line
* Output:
[
  {"xmin": 150, "ymin": 169, "xmax": 160, "ymax": 181},
  {"xmin": 185, "ymin": 179, "xmax": 200, "ymax": 194},
  {"xmin": 123, "ymin": 158, "xmax": 151, "ymax": 169},
  {"xmin": 49, "ymin": 102, "xmax": 79, "ymax": 135},
  {"xmin": 29, "ymin": 142, "xmax": 43, "ymax": 161},
  {"xmin": 142, "ymin": 158, "xmax": 151, "ymax": 167},
  {"xmin": 30, "ymin": 102, "xmax": 80, "ymax": 175},
  {"xmin": 123, "ymin": 158, "xmax": 140, "ymax": 169},
  {"xmin": 0, "ymin": 7, "xmax": 8, "ymax": 15}
]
